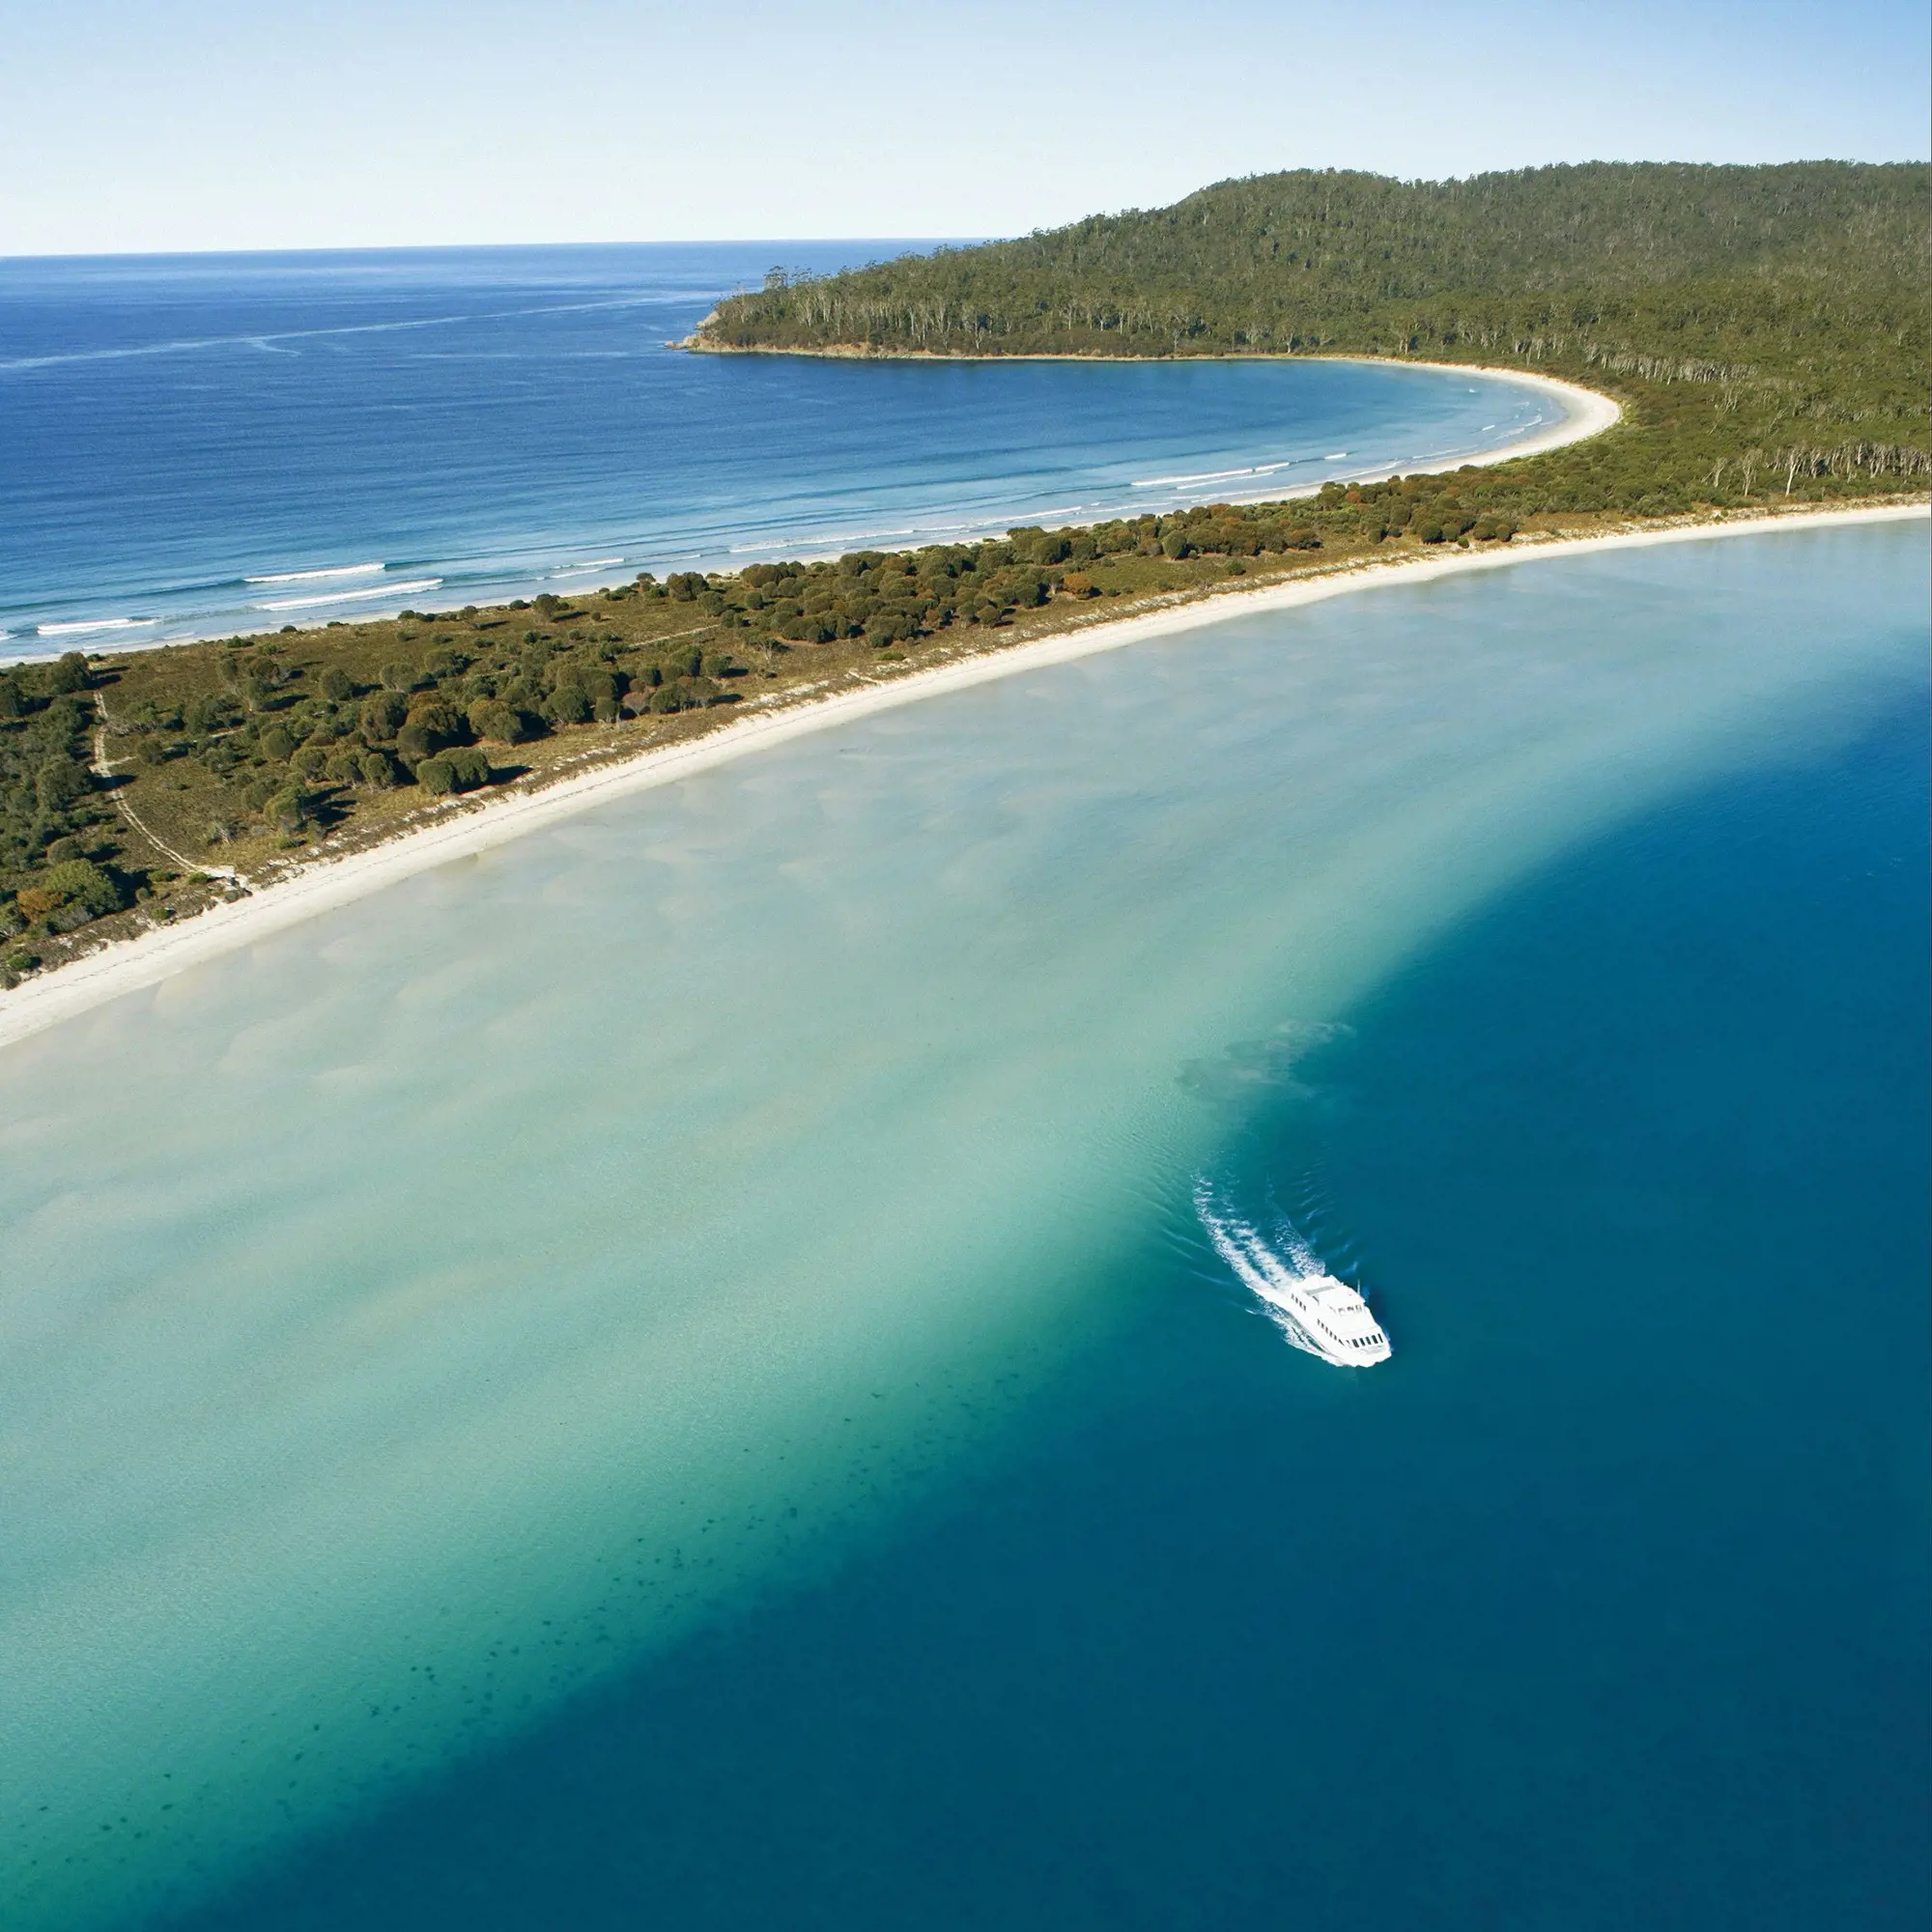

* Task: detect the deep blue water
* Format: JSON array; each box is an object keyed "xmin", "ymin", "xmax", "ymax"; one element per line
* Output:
[
  {"xmin": 136, "ymin": 539, "xmax": 1926, "ymax": 1932},
  {"xmin": 0, "ymin": 242, "xmax": 1562, "ymax": 652}
]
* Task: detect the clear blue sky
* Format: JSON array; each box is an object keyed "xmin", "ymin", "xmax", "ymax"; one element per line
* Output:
[{"xmin": 3, "ymin": 0, "xmax": 1925, "ymax": 254}]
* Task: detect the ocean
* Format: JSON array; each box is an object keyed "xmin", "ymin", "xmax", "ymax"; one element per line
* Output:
[
  {"xmin": 0, "ymin": 243, "xmax": 1567, "ymax": 652},
  {"xmin": 0, "ymin": 250, "xmax": 1924, "ymax": 1932}
]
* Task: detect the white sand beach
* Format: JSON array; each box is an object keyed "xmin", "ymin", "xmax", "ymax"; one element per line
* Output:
[{"xmin": 1, "ymin": 500, "xmax": 1920, "ymax": 1055}]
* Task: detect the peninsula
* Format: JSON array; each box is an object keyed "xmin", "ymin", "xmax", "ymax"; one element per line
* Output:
[{"xmin": 2, "ymin": 161, "xmax": 1924, "ymax": 1028}]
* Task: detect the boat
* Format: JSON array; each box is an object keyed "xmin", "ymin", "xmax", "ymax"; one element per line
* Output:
[{"xmin": 1196, "ymin": 1187, "xmax": 1391, "ymax": 1367}]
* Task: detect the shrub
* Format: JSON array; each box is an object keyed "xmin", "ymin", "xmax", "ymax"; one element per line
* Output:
[
  {"xmin": 467, "ymin": 697, "xmax": 526, "ymax": 744},
  {"xmin": 405, "ymin": 697, "xmax": 467, "ymax": 743},
  {"xmin": 318, "ymin": 667, "xmax": 355, "ymax": 701},
  {"xmin": 1161, "ymin": 530, "xmax": 1193, "ymax": 558},
  {"xmin": 17, "ymin": 858, "xmax": 123, "ymax": 928},
  {"xmin": 544, "ymin": 685, "xmax": 592, "ymax": 726},
  {"xmin": 263, "ymin": 785, "xmax": 317, "ymax": 833},
  {"xmin": 257, "ymin": 724, "xmax": 298, "ymax": 762},
  {"xmin": 360, "ymin": 692, "xmax": 409, "ymax": 740},
  {"xmin": 48, "ymin": 651, "xmax": 92, "ymax": 695},
  {"xmin": 356, "ymin": 749, "xmax": 400, "ymax": 789},
  {"xmin": 416, "ymin": 748, "xmax": 490, "ymax": 796},
  {"xmin": 380, "ymin": 660, "xmax": 423, "ymax": 693}
]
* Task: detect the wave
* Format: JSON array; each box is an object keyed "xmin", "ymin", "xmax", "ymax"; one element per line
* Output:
[
  {"xmin": 244, "ymin": 562, "xmax": 384, "ymax": 585},
  {"xmin": 254, "ymin": 578, "xmax": 440, "ymax": 612},
  {"xmin": 37, "ymin": 616, "xmax": 157, "ymax": 636},
  {"xmin": 1131, "ymin": 461, "xmax": 1293, "ymax": 490},
  {"xmin": 552, "ymin": 557, "xmax": 623, "ymax": 573}
]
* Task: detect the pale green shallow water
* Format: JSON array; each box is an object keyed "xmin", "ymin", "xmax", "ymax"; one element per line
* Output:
[{"xmin": 1, "ymin": 522, "xmax": 1923, "ymax": 1927}]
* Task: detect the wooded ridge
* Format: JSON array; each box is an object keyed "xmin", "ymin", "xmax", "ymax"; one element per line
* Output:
[{"xmin": 697, "ymin": 162, "xmax": 1931, "ymax": 511}]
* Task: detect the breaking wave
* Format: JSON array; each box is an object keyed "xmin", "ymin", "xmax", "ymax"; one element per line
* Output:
[
  {"xmin": 37, "ymin": 616, "xmax": 156, "ymax": 637},
  {"xmin": 254, "ymin": 577, "xmax": 441, "ymax": 612},
  {"xmin": 245, "ymin": 562, "xmax": 384, "ymax": 585}
]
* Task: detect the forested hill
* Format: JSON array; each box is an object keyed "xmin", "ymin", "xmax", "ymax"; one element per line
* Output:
[
  {"xmin": 698, "ymin": 163, "xmax": 1925, "ymax": 365},
  {"xmin": 696, "ymin": 161, "xmax": 1929, "ymax": 518}
]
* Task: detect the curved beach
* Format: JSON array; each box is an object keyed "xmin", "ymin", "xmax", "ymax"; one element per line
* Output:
[{"xmin": 2, "ymin": 500, "xmax": 1918, "ymax": 1055}]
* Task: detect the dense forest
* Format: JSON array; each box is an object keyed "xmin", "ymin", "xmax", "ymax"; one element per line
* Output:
[
  {"xmin": 4, "ymin": 163, "xmax": 1926, "ymax": 985},
  {"xmin": 699, "ymin": 163, "xmax": 1931, "ymax": 511}
]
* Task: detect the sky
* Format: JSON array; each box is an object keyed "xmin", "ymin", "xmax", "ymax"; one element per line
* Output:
[{"xmin": 2, "ymin": 0, "xmax": 1926, "ymax": 255}]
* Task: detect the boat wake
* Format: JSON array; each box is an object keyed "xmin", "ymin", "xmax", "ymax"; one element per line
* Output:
[{"xmin": 1194, "ymin": 1180, "xmax": 1390, "ymax": 1367}]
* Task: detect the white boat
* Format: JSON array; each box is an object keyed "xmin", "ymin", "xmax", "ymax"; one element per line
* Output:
[{"xmin": 1196, "ymin": 1187, "xmax": 1391, "ymax": 1367}]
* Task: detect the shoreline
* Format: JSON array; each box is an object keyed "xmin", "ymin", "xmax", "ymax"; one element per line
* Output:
[
  {"xmin": 2, "ymin": 499, "xmax": 1921, "ymax": 1055},
  {"xmin": 673, "ymin": 344, "xmax": 1623, "ymax": 509},
  {"xmin": 2, "ymin": 360, "xmax": 1616, "ymax": 666}
]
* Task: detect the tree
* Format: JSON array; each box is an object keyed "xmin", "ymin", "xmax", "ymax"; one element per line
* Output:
[{"xmin": 35, "ymin": 758, "xmax": 86, "ymax": 812}]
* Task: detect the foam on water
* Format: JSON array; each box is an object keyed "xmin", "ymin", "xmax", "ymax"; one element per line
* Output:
[
  {"xmin": 36, "ymin": 615, "xmax": 156, "ymax": 635},
  {"xmin": 244, "ymin": 561, "xmax": 384, "ymax": 584},
  {"xmin": 253, "ymin": 577, "xmax": 440, "ymax": 611},
  {"xmin": 1194, "ymin": 1180, "xmax": 1350, "ymax": 1358}
]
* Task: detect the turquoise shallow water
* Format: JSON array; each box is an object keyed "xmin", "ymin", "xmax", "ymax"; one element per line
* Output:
[{"xmin": 1, "ymin": 522, "xmax": 1925, "ymax": 1927}]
